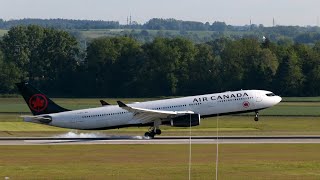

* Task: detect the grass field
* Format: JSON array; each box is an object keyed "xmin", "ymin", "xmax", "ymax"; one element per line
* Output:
[
  {"xmin": 0, "ymin": 98, "xmax": 319, "ymax": 179},
  {"xmin": 283, "ymin": 96, "xmax": 320, "ymax": 102},
  {"xmin": 0, "ymin": 29, "xmax": 7, "ymax": 37},
  {"xmin": 0, "ymin": 144, "xmax": 319, "ymax": 179},
  {"xmin": 0, "ymin": 116, "xmax": 320, "ymax": 137}
]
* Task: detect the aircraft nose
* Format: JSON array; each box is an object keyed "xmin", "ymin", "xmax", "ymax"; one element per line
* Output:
[{"xmin": 275, "ymin": 96, "xmax": 282, "ymax": 104}]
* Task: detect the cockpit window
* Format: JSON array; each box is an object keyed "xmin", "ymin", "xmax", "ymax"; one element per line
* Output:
[{"xmin": 266, "ymin": 93, "xmax": 276, "ymax": 97}]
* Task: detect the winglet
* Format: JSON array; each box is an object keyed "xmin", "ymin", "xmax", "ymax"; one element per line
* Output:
[
  {"xmin": 100, "ymin": 100, "xmax": 111, "ymax": 106},
  {"xmin": 117, "ymin": 101, "xmax": 128, "ymax": 107}
]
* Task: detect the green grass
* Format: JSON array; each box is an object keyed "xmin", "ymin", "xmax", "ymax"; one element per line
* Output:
[
  {"xmin": 282, "ymin": 96, "xmax": 320, "ymax": 102},
  {"xmin": 259, "ymin": 102, "xmax": 320, "ymax": 116},
  {"xmin": 0, "ymin": 122, "xmax": 66, "ymax": 131},
  {"xmin": 1, "ymin": 116, "xmax": 320, "ymax": 137},
  {"xmin": 0, "ymin": 144, "xmax": 319, "ymax": 179},
  {"xmin": 0, "ymin": 29, "xmax": 7, "ymax": 37}
]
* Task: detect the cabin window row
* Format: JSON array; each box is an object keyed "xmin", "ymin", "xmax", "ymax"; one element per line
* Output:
[
  {"xmin": 152, "ymin": 104, "xmax": 187, "ymax": 110},
  {"xmin": 218, "ymin": 97, "xmax": 253, "ymax": 102},
  {"xmin": 189, "ymin": 103, "xmax": 202, "ymax": 106},
  {"xmin": 82, "ymin": 112, "xmax": 127, "ymax": 118}
]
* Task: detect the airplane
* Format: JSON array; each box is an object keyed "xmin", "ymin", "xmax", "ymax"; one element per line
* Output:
[{"xmin": 16, "ymin": 82, "xmax": 282, "ymax": 138}]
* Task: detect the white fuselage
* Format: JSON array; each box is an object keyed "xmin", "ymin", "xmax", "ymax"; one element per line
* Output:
[{"xmin": 25, "ymin": 90, "xmax": 281, "ymax": 130}]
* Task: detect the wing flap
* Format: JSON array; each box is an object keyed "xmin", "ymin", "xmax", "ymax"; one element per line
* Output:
[{"xmin": 117, "ymin": 101, "xmax": 194, "ymax": 123}]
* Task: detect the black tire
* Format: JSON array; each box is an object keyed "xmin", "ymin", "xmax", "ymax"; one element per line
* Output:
[
  {"xmin": 254, "ymin": 117, "xmax": 259, "ymax": 121},
  {"xmin": 155, "ymin": 129, "xmax": 161, "ymax": 135},
  {"xmin": 144, "ymin": 132, "xmax": 155, "ymax": 138}
]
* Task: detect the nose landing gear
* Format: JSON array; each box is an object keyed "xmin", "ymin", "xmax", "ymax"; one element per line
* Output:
[{"xmin": 254, "ymin": 111, "xmax": 259, "ymax": 121}]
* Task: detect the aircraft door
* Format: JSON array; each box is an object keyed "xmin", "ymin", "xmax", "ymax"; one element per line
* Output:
[{"xmin": 256, "ymin": 92, "xmax": 263, "ymax": 102}]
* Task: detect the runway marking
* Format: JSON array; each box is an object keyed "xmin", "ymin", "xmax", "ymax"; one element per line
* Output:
[{"xmin": 0, "ymin": 136, "xmax": 320, "ymax": 145}]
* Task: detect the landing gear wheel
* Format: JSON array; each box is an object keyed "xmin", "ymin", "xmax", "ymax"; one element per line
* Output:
[
  {"xmin": 155, "ymin": 129, "xmax": 161, "ymax": 135},
  {"xmin": 145, "ymin": 122, "xmax": 162, "ymax": 138},
  {"xmin": 254, "ymin": 111, "xmax": 259, "ymax": 121},
  {"xmin": 144, "ymin": 132, "xmax": 155, "ymax": 138}
]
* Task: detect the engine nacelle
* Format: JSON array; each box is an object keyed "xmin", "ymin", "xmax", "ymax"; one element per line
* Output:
[{"xmin": 170, "ymin": 114, "xmax": 200, "ymax": 127}]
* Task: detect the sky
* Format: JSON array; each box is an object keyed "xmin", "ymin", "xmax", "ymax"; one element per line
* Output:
[{"xmin": 0, "ymin": 0, "xmax": 319, "ymax": 26}]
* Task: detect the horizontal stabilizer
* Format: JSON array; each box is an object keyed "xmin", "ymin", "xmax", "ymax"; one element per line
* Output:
[{"xmin": 21, "ymin": 115, "xmax": 52, "ymax": 124}]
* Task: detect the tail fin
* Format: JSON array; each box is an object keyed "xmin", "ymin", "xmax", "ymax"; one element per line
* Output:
[{"xmin": 16, "ymin": 82, "xmax": 70, "ymax": 115}]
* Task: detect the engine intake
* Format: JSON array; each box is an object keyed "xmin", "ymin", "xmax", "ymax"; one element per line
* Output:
[{"xmin": 170, "ymin": 114, "xmax": 200, "ymax": 127}]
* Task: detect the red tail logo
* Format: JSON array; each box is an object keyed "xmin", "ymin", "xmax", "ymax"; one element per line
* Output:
[{"xmin": 28, "ymin": 94, "xmax": 48, "ymax": 112}]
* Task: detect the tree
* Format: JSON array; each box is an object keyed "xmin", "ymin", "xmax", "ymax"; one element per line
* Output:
[
  {"xmin": 188, "ymin": 43, "xmax": 219, "ymax": 94},
  {"xmin": 86, "ymin": 37, "xmax": 143, "ymax": 96},
  {"xmin": 275, "ymin": 51, "xmax": 304, "ymax": 96},
  {"xmin": 295, "ymin": 43, "xmax": 320, "ymax": 95},
  {"xmin": 139, "ymin": 38, "xmax": 196, "ymax": 96},
  {"xmin": 218, "ymin": 39, "xmax": 248, "ymax": 90},
  {"xmin": 139, "ymin": 38, "xmax": 180, "ymax": 96},
  {"xmin": 1, "ymin": 25, "xmax": 80, "ymax": 95},
  {"xmin": 0, "ymin": 48, "xmax": 21, "ymax": 93},
  {"xmin": 253, "ymin": 49, "xmax": 279, "ymax": 89},
  {"xmin": 211, "ymin": 21, "xmax": 227, "ymax": 32},
  {"xmin": 2, "ymin": 26, "xmax": 30, "ymax": 79},
  {"xmin": 38, "ymin": 29, "xmax": 80, "ymax": 94}
]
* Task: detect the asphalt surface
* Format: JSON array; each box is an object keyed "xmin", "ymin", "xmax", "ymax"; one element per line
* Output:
[{"xmin": 1, "ymin": 136, "xmax": 320, "ymax": 145}]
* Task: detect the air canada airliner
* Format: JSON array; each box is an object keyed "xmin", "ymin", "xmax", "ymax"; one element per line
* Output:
[{"xmin": 17, "ymin": 82, "xmax": 281, "ymax": 138}]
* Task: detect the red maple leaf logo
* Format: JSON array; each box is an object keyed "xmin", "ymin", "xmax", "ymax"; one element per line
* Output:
[
  {"xmin": 243, "ymin": 101, "xmax": 250, "ymax": 108},
  {"xmin": 32, "ymin": 97, "xmax": 45, "ymax": 109},
  {"xmin": 28, "ymin": 94, "xmax": 48, "ymax": 112}
]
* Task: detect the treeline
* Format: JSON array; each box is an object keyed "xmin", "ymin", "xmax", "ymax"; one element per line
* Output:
[
  {"xmin": 1, "ymin": 25, "xmax": 320, "ymax": 97},
  {"xmin": 0, "ymin": 18, "xmax": 231, "ymax": 31},
  {"xmin": 0, "ymin": 18, "xmax": 120, "ymax": 29},
  {"xmin": 144, "ymin": 18, "xmax": 219, "ymax": 31},
  {"xmin": 2, "ymin": 18, "xmax": 320, "ymax": 44},
  {"xmin": 1, "ymin": 18, "xmax": 320, "ymax": 33}
]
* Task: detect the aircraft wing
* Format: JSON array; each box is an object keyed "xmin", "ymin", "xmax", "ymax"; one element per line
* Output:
[{"xmin": 117, "ymin": 101, "xmax": 194, "ymax": 122}]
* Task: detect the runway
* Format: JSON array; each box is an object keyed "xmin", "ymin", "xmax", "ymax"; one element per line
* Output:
[{"xmin": 1, "ymin": 136, "xmax": 320, "ymax": 145}]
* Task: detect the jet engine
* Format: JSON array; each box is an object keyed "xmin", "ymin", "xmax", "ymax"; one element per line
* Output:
[{"xmin": 170, "ymin": 114, "xmax": 200, "ymax": 127}]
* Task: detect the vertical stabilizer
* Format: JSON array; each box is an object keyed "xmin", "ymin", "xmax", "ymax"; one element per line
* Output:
[{"xmin": 16, "ymin": 82, "xmax": 70, "ymax": 115}]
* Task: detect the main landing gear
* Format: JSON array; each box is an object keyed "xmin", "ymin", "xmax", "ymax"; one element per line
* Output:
[
  {"xmin": 145, "ymin": 120, "xmax": 162, "ymax": 138},
  {"xmin": 144, "ymin": 128, "xmax": 161, "ymax": 138},
  {"xmin": 254, "ymin": 111, "xmax": 259, "ymax": 121}
]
